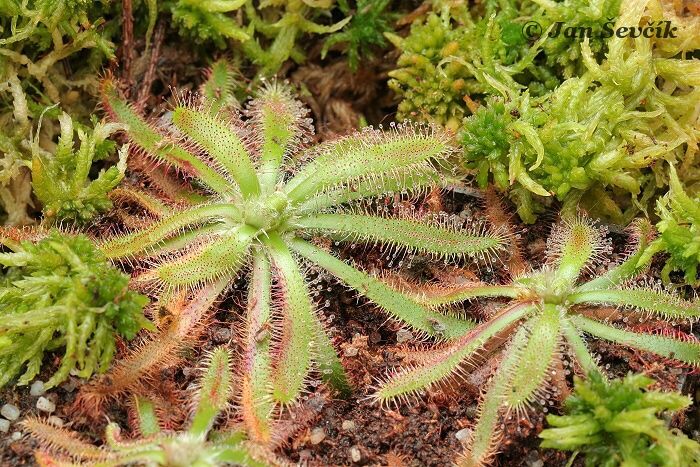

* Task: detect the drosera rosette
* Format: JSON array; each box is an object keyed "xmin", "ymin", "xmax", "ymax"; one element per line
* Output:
[
  {"xmin": 22, "ymin": 346, "xmax": 286, "ymax": 466},
  {"xmin": 79, "ymin": 67, "xmax": 504, "ymax": 444},
  {"xmin": 540, "ymin": 372, "xmax": 700, "ymax": 467},
  {"xmin": 0, "ymin": 228, "xmax": 151, "ymax": 389},
  {"xmin": 373, "ymin": 215, "xmax": 700, "ymax": 466}
]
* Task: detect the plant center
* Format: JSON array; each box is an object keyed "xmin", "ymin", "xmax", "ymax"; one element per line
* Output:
[
  {"xmin": 524, "ymin": 272, "xmax": 572, "ymax": 306},
  {"xmin": 242, "ymin": 190, "xmax": 292, "ymax": 233}
]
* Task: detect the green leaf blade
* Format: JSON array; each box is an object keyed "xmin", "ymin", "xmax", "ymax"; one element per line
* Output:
[
  {"xmin": 289, "ymin": 238, "xmax": 475, "ymax": 338},
  {"xmin": 285, "ymin": 126, "xmax": 454, "ymax": 202},
  {"xmin": 504, "ymin": 304, "xmax": 561, "ymax": 409},
  {"xmin": 571, "ymin": 315, "xmax": 700, "ymax": 367},
  {"xmin": 374, "ymin": 302, "xmax": 534, "ymax": 404},
  {"xmin": 265, "ymin": 235, "xmax": 317, "ymax": 405},
  {"xmin": 295, "ymin": 213, "xmax": 503, "ymax": 260},
  {"xmin": 569, "ymin": 288, "xmax": 700, "ymax": 320},
  {"xmin": 101, "ymin": 80, "xmax": 232, "ymax": 195},
  {"xmin": 171, "ymin": 107, "xmax": 259, "ymax": 197}
]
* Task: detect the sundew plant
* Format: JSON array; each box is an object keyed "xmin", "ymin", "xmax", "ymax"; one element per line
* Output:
[
  {"xmin": 93, "ymin": 71, "xmax": 503, "ymax": 443},
  {"xmin": 375, "ymin": 217, "xmax": 700, "ymax": 466},
  {"xmin": 3, "ymin": 0, "xmax": 700, "ymax": 464},
  {"xmin": 22, "ymin": 347, "xmax": 282, "ymax": 466}
]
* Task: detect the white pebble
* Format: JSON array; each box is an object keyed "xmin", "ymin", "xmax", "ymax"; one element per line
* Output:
[
  {"xmin": 11, "ymin": 431, "xmax": 21, "ymax": 441},
  {"xmin": 60, "ymin": 378, "xmax": 78, "ymax": 393},
  {"xmin": 30, "ymin": 380, "xmax": 45, "ymax": 397},
  {"xmin": 349, "ymin": 446, "xmax": 362, "ymax": 463},
  {"xmin": 455, "ymin": 427, "xmax": 472, "ymax": 442},
  {"xmin": 47, "ymin": 416, "xmax": 64, "ymax": 427},
  {"xmin": 1, "ymin": 404, "xmax": 20, "ymax": 421},
  {"xmin": 396, "ymin": 329, "xmax": 413, "ymax": 343},
  {"xmin": 310, "ymin": 427, "xmax": 326, "ymax": 445},
  {"xmin": 0, "ymin": 419, "xmax": 9, "ymax": 433},
  {"xmin": 36, "ymin": 397, "xmax": 56, "ymax": 413},
  {"xmin": 344, "ymin": 346, "xmax": 358, "ymax": 357},
  {"xmin": 342, "ymin": 420, "xmax": 356, "ymax": 431}
]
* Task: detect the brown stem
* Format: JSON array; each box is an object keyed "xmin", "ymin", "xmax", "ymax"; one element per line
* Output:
[
  {"xmin": 136, "ymin": 22, "xmax": 164, "ymax": 111},
  {"xmin": 121, "ymin": 0, "xmax": 134, "ymax": 90}
]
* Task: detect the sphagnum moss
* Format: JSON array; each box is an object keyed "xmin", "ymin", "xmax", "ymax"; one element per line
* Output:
[
  {"xmin": 540, "ymin": 372, "xmax": 700, "ymax": 467},
  {"xmin": 639, "ymin": 163, "xmax": 700, "ymax": 286},
  {"xmin": 0, "ymin": 230, "xmax": 150, "ymax": 389},
  {"xmin": 459, "ymin": 0, "xmax": 700, "ymax": 224}
]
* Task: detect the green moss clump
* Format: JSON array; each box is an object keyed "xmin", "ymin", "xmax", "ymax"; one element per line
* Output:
[
  {"xmin": 169, "ymin": 0, "xmax": 249, "ymax": 48},
  {"xmin": 459, "ymin": 0, "xmax": 700, "ymax": 224},
  {"xmin": 165, "ymin": 0, "xmax": 350, "ymax": 77},
  {"xmin": 0, "ymin": 231, "xmax": 150, "ymax": 388},
  {"xmin": 0, "ymin": 0, "xmax": 117, "ymax": 224},
  {"xmin": 387, "ymin": 0, "xmax": 621, "ymax": 128},
  {"xmin": 386, "ymin": 8, "xmax": 482, "ymax": 129},
  {"xmin": 532, "ymin": 0, "xmax": 621, "ymax": 78},
  {"xmin": 541, "ymin": 372, "xmax": 700, "ymax": 467},
  {"xmin": 31, "ymin": 113, "xmax": 127, "ymax": 224},
  {"xmin": 639, "ymin": 164, "xmax": 700, "ymax": 286},
  {"xmin": 322, "ymin": 0, "xmax": 394, "ymax": 72}
]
